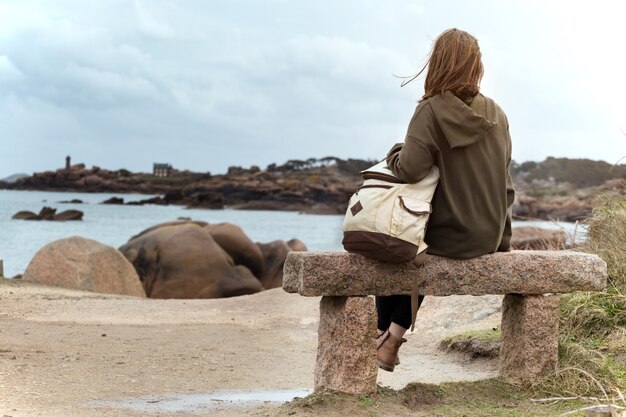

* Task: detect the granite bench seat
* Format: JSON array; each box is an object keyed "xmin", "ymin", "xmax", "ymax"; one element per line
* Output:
[{"xmin": 282, "ymin": 250, "xmax": 607, "ymax": 394}]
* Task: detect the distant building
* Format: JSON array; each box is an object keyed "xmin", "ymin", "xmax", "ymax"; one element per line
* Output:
[
  {"xmin": 66, "ymin": 155, "xmax": 71, "ymax": 170},
  {"xmin": 153, "ymin": 163, "xmax": 173, "ymax": 177}
]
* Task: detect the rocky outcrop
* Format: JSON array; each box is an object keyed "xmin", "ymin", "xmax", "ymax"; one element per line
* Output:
[
  {"xmin": 126, "ymin": 196, "xmax": 168, "ymax": 206},
  {"xmin": 12, "ymin": 207, "xmax": 83, "ymax": 221},
  {"xmin": 119, "ymin": 221, "xmax": 307, "ymax": 299},
  {"xmin": 0, "ymin": 165, "xmax": 157, "ymax": 194},
  {"xmin": 182, "ymin": 176, "xmax": 350, "ymax": 214},
  {"xmin": 3, "ymin": 158, "xmax": 623, "ymax": 218},
  {"xmin": 100, "ymin": 196, "xmax": 170, "ymax": 206},
  {"xmin": 186, "ymin": 192, "xmax": 224, "ymax": 209},
  {"xmin": 22, "ymin": 236, "xmax": 145, "ymax": 297},
  {"xmin": 0, "ymin": 160, "xmax": 356, "ymax": 214},
  {"xmin": 513, "ymin": 193, "xmax": 593, "ymax": 222},
  {"xmin": 512, "ymin": 176, "xmax": 624, "ymax": 222}
]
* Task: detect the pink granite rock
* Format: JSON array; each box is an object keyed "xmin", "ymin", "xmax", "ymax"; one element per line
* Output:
[
  {"xmin": 283, "ymin": 251, "xmax": 607, "ymax": 296},
  {"xmin": 23, "ymin": 236, "xmax": 146, "ymax": 297},
  {"xmin": 499, "ymin": 294, "xmax": 560, "ymax": 383},
  {"xmin": 314, "ymin": 296, "xmax": 377, "ymax": 394}
]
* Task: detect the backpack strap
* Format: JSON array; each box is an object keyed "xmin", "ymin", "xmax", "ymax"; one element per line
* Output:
[{"xmin": 410, "ymin": 252, "xmax": 427, "ymax": 331}]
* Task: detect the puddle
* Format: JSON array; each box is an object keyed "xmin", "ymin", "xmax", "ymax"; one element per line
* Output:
[{"xmin": 92, "ymin": 389, "xmax": 313, "ymax": 413}]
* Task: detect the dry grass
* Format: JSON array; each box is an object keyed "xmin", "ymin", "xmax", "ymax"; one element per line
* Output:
[
  {"xmin": 536, "ymin": 194, "xmax": 626, "ymax": 405},
  {"xmin": 585, "ymin": 195, "xmax": 626, "ymax": 291},
  {"xmin": 562, "ymin": 194, "xmax": 626, "ymax": 340}
]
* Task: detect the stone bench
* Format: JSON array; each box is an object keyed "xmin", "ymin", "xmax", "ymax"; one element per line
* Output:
[{"xmin": 282, "ymin": 250, "xmax": 607, "ymax": 394}]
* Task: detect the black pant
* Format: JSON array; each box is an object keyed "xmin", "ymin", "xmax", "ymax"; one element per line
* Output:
[{"xmin": 376, "ymin": 295, "xmax": 425, "ymax": 330}]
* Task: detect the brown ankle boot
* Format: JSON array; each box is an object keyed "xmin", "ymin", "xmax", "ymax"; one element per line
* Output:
[
  {"xmin": 376, "ymin": 331, "xmax": 400, "ymax": 365},
  {"xmin": 376, "ymin": 332, "xmax": 406, "ymax": 372}
]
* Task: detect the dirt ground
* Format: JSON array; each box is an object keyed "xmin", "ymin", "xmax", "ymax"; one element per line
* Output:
[{"xmin": 0, "ymin": 278, "xmax": 502, "ymax": 417}]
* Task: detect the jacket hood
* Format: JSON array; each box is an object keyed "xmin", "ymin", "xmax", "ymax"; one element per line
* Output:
[{"xmin": 428, "ymin": 92, "xmax": 499, "ymax": 149}]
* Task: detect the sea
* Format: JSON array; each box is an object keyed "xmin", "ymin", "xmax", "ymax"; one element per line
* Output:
[{"xmin": 0, "ymin": 190, "xmax": 584, "ymax": 278}]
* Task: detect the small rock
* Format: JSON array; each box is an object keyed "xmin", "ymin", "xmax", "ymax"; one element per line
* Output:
[
  {"xmin": 53, "ymin": 209, "xmax": 83, "ymax": 221},
  {"xmin": 101, "ymin": 197, "xmax": 124, "ymax": 205}
]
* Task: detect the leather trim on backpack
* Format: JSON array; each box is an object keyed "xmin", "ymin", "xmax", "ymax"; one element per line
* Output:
[
  {"xmin": 342, "ymin": 231, "xmax": 418, "ymax": 263},
  {"xmin": 361, "ymin": 172, "xmax": 405, "ymax": 184}
]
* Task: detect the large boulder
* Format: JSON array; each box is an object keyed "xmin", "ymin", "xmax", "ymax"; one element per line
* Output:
[
  {"xmin": 119, "ymin": 222, "xmax": 263, "ymax": 299},
  {"xmin": 22, "ymin": 236, "xmax": 145, "ymax": 297},
  {"xmin": 287, "ymin": 238, "xmax": 308, "ymax": 252},
  {"xmin": 257, "ymin": 239, "xmax": 308, "ymax": 289},
  {"xmin": 119, "ymin": 221, "xmax": 308, "ymax": 298},
  {"xmin": 206, "ymin": 223, "xmax": 265, "ymax": 278}
]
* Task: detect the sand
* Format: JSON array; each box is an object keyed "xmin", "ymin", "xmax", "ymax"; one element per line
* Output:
[{"xmin": 0, "ymin": 278, "xmax": 501, "ymax": 417}]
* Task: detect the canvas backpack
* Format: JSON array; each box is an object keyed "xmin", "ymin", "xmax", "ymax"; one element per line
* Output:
[{"xmin": 342, "ymin": 161, "xmax": 440, "ymax": 263}]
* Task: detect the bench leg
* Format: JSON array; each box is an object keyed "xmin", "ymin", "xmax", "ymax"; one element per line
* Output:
[
  {"xmin": 499, "ymin": 294, "xmax": 560, "ymax": 384},
  {"xmin": 314, "ymin": 296, "xmax": 377, "ymax": 394}
]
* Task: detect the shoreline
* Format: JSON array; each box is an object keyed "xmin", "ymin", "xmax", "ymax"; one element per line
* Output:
[{"xmin": 1, "ymin": 188, "xmax": 595, "ymax": 221}]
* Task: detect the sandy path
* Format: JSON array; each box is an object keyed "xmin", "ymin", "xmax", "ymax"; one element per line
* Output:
[{"xmin": 0, "ymin": 279, "xmax": 501, "ymax": 417}]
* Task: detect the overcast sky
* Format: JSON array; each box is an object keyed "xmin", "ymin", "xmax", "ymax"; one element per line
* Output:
[{"xmin": 1, "ymin": 0, "xmax": 625, "ymax": 178}]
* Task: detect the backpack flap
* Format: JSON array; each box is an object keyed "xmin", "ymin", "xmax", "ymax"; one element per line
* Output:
[{"xmin": 398, "ymin": 197, "xmax": 431, "ymax": 215}]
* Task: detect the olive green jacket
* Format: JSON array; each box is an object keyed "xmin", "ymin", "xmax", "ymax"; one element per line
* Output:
[{"xmin": 386, "ymin": 91, "xmax": 515, "ymax": 259}]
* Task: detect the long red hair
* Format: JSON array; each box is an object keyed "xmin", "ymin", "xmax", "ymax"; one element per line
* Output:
[{"xmin": 404, "ymin": 29, "xmax": 484, "ymax": 101}]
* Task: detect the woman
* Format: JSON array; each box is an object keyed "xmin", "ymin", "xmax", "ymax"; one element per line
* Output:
[{"xmin": 376, "ymin": 28, "xmax": 515, "ymax": 372}]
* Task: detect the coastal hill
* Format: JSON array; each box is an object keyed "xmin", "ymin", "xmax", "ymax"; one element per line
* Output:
[
  {"xmin": 1, "ymin": 156, "xmax": 624, "ymax": 220},
  {"xmin": 1, "ymin": 173, "xmax": 29, "ymax": 183},
  {"xmin": 510, "ymin": 157, "xmax": 625, "ymax": 221}
]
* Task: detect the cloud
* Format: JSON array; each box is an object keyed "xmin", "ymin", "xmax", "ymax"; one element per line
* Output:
[
  {"xmin": 64, "ymin": 64, "xmax": 161, "ymax": 107},
  {"xmin": 0, "ymin": 55, "xmax": 23, "ymax": 81},
  {"xmin": 133, "ymin": 0, "xmax": 177, "ymax": 39}
]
